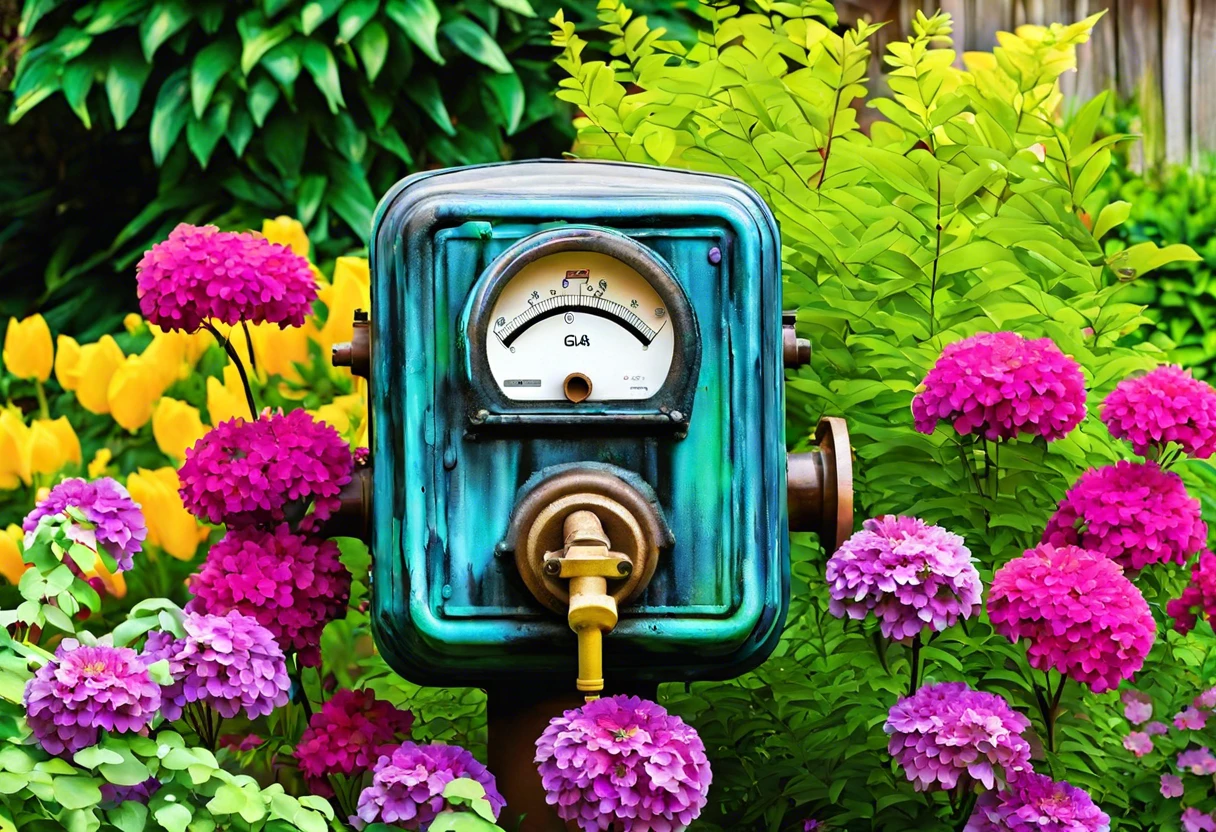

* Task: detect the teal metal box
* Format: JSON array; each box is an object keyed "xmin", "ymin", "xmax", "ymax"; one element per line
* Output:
[{"xmin": 364, "ymin": 160, "xmax": 804, "ymax": 687}]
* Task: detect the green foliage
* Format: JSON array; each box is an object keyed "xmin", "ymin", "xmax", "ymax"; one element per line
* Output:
[{"xmin": 555, "ymin": 2, "xmax": 1207, "ymax": 829}]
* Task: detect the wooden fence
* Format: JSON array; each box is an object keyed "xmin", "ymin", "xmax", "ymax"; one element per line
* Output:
[{"xmin": 838, "ymin": 0, "xmax": 1216, "ymax": 170}]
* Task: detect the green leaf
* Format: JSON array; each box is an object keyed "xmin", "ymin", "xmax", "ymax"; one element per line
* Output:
[
  {"xmin": 191, "ymin": 38, "xmax": 239, "ymax": 118},
  {"xmin": 85, "ymin": 0, "xmax": 143, "ymax": 34},
  {"xmin": 153, "ymin": 803, "xmax": 192, "ymax": 832},
  {"xmin": 21, "ymin": 0, "xmax": 62, "ymax": 36},
  {"xmin": 187, "ymin": 91, "xmax": 234, "ymax": 167},
  {"xmin": 384, "ymin": 0, "xmax": 443, "ymax": 65},
  {"xmin": 482, "ymin": 71, "xmax": 523, "ymax": 134},
  {"xmin": 143, "ymin": 658, "xmax": 172, "ymax": 686},
  {"xmin": 238, "ymin": 11, "xmax": 294, "ymax": 75},
  {"xmin": 338, "ymin": 0, "xmax": 379, "ymax": 42},
  {"xmin": 326, "ymin": 156, "xmax": 375, "ymax": 239},
  {"xmin": 9, "ymin": 49, "xmax": 64, "ymax": 123},
  {"xmin": 108, "ymin": 802, "xmax": 148, "ymax": 832},
  {"xmin": 140, "ymin": 1, "xmax": 192, "ymax": 61},
  {"xmin": 296, "ymin": 174, "xmax": 327, "ymax": 225},
  {"xmin": 61, "ymin": 58, "xmax": 96, "ymax": 127},
  {"xmin": 67, "ymin": 543, "xmax": 94, "ymax": 572},
  {"xmin": 73, "ymin": 746, "xmax": 124, "ymax": 768},
  {"xmin": 247, "ymin": 74, "xmax": 280, "ymax": 126},
  {"xmin": 52, "ymin": 776, "xmax": 102, "ymax": 810},
  {"xmin": 105, "ymin": 45, "xmax": 152, "ymax": 130},
  {"xmin": 264, "ymin": 113, "xmax": 308, "ymax": 179},
  {"xmin": 98, "ymin": 749, "xmax": 152, "ymax": 787},
  {"xmin": 491, "ymin": 0, "xmax": 535, "ymax": 15},
  {"xmin": 207, "ymin": 783, "xmax": 248, "ymax": 815},
  {"xmin": 45, "ymin": 564, "xmax": 75, "ymax": 594},
  {"xmin": 226, "ymin": 107, "xmax": 255, "ymax": 156},
  {"xmin": 261, "ymin": 39, "xmax": 303, "ymax": 90},
  {"xmin": 301, "ymin": 0, "xmax": 343, "ymax": 35},
  {"xmin": 302, "ymin": 40, "xmax": 345, "ymax": 113},
  {"xmin": 1092, "ymin": 200, "xmax": 1131, "ymax": 240},
  {"xmin": 353, "ymin": 21, "xmax": 390, "ymax": 81},
  {"xmin": 42, "ymin": 605, "xmax": 75, "ymax": 634},
  {"xmin": 442, "ymin": 17, "xmax": 511, "ymax": 74},
  {"xmin": 1109, "ymin": 241, "xmax": 1202, "ymax": 280},
  {"xmin": 406, "ymin": 74, "xmax": 455, "ymax": 136}
]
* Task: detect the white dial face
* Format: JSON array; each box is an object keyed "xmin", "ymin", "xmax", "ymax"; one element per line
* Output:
[{"xmin": 486, "ymin": 251, "xmax": 675, "ymax": 401}]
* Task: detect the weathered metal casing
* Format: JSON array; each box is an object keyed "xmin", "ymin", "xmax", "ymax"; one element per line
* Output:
[{"xmin": 367, "ymin": 160, "xmax": 788, "ymax": 686}]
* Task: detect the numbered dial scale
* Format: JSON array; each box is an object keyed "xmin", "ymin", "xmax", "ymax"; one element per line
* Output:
[{"xmin": 463, "ymin": 227, "xmax": 700, "ymax": 429}]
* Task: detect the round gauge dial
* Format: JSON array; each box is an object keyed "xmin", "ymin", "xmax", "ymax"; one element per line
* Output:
[{"xmin": 486, "ymin": 251, "xmax": 674, "ymax": 401}]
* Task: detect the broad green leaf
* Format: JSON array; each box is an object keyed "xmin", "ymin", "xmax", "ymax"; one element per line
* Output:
[
  {"xmin": 406, "ymin": 74, "xmax": 455, "ymax": 136},
  {"xmin": 61, "ymin": 58, "xmax": 96, "ymax": 127},
  {"xmin": 325, "ymin": 156, "xmax": 375, "ymax": 239},
  {"xmin": 105, "ymin": 45, "xmax": 152, "ymax": 130},
  {"xmin": 385, "ymin": 0, "xmax": 443, "ymax": 65},
  {"xmin": 353, "ymin": 21, "xmax": 390, "ymax": 81},
  {"xmin": 264, "ymin": 113, "xmax": 309, "ymax": 178},
  {"xmin": 296, "ymin": 174, "xmax": 327, "ymax": 225},
  {"xmin": 73, "ymin": 746, "xmax": 124, "ymax": 768},
  {"xmin": 338, "ymin": 0, "xmax": 380, "ymax": 42},
  {"xmin": 140, "ymin": 1, "xmax": 192, "ymax": 61},
  {"xmin": 42, "ymin": 605, "xmax": 75, "ymax": 634},
  {"xmin": 302, "ymin": 40, "xmax": 345, "ymax": 113},
  {"xmin": 8, "ymin": 49, "xmax": 64, "ymax": 123},
  {"xmin": 1109, "ymin": 241, "xmax": 1202, "ymax": 280},
  {"xmin": 191, "ymin": 38, "xmax": 238, "ymax": 118},
  {"xmin": 98, "ymin": 749, "xmax": 152, "ymax": 787},
  {"xmin": 207, "ymin": 782, "xmax": 248, "ymax": 814},
  {"xmin": 261, "ymin": 39, "xmax": 303, "ymax": 90},
  {"xmin": 482, "ymin": 71, "xmax": 523, "ymax": 134},
  {"xmin": 85, "ymin": 0, "xmax": 143, "ymax": 34},
  {"xmin": 108, "ymin": 802, "xmax": 148, "ymax": 832},
  {"xmin": 247, "ymin": 73, "xmax": 280, "ymax": 126},
  {"xmin": 442, "ymin": 17, "xmax": 511, "ymax": 74},
  {"xmin": 301, "ymin": 0, "xmax": 343, "ymax": 35},
  {"xmin": 153, "ymin": 803, "xmax": 191, "ymax": 832},
  {"xmin": 21, "ymin": 0, "xmax": 62, "ymax": 36},
  {"xmin": 1092, "ymin": 200, "xmax": 1130, "ymax": 240},
  {"xmin": 226, "ymin": 106, "xmax": 255, "ymax": 156},
  {"xmin": 238, "ymin": 11, "xmax": 294, "ymax": 75},
  {"xmin": 491, "ymin": 0, "xmax": 534, "ymax": 15},
  {"xmin": 186, "ymin": 91, "xmax": 234, "ymax": 167},
  {"xmin": 52, "ymin": 776, "xmax": 102, "ymax": 810}
]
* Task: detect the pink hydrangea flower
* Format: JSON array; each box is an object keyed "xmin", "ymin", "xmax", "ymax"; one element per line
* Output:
[
  {"xmin": 1101, "ymin": 365, "xmax": 1216, "ymax": 460},
  {"xmin": 355, "ymin": 742, "xmax": 504, "ymax": 831},
  {"xmin": 1161, "ymin": 774, "xmax": 1184, "ymax": 798},
  {"xmin": 1122, "ymin": 689, "xmax": 1153, "ymax": 725},
  {"xmin": 23, "ymin": 477, "xmax": 147, "ymax": 572},
  {"xmin": 534, "ymin": 694, "xmax": 711, "ymax": 832},
  {"xmin": 1168, "ymin": 551, "xmax": 1216, "ymax": 634},
  {"xmin": 23, "ymin": 640, "xmax": 161, "ymax": 756},
  {"xmin": 964, "ymin": 773, "xmax": 1110, "ymax": 832},
  {"xmin": 884, "ymin": 681, "xmax": 1031, "ymax": 791},
  {"xmin": 988, "ymin": 544, "xmax": 1155, "ymax": 693},
  {"xmin": 1123, "ymin": 732, "xmax": 1153, "ymax": 757},
  {"xmin": 1042, "ymin": 461, "xmax": 1206, "ymax": 570},
  {"xmin": 187, "ymin": 525, "xmax": 350, "ymax": 667},
  {"xmin": 1184, "ymin": 808, "xmax": 1216, "ymax": 832},
  {"xmin": 178, "ymin": 410, "xmax": 352, "ymax": 530},
  {"xmin": 1176, "ymin": 707, "xmax": 1208, "ymax": 731},
  {"xmin": 826, "ymin": 515, "xmax": 981, "ymax": 641},
  {"xmin": 912, "ymin": 331, "xmax": 1086, "ymax": 441},
  {"xmin": 136, "ymin": 223, "xmax": 316, "ymax": 332},
  {"xmin": 1178, "ymin": 748, "xmax": 1216, "ymax": 775},
  {"xmin": 144, "ymin": 610, "xmax": 290, "ymax": 721},
  {"xmin": 295, "ymin": 688, "xmax": 414, "ymax": 798},
  {"xmin": 1146, "ymin": 722, "xmax": 1169, "ymax": 736}
]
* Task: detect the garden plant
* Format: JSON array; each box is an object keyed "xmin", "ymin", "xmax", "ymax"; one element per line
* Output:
[{"xmin": 0, "ymin": 1, "xmax": 1214, "ymax": 832}]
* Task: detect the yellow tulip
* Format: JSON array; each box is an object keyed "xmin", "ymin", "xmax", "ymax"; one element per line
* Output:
[
  {"xmin": 0, "ymin": 525, "xmax": 25, "ymax": 585},
  {"xmin": 311, "ymin": 392, "xmax": 365, "ymax": 440},
  {"xmin": 59, "ymin": 335, "xmax": 125, "ymax": 415},
  {"xmin": 140, "ymin": 332, "xmax": 188, "ymax": 391},
  {"xmin": 24, "ymin": 417, "xmax": 81, "ymax": 482},
  {"xmin": 127, "ymin": 467, "xmax": 208, "ymax": 561},
  {"xmin": 123, "ymin": 313, "xmax": 144, "ymax": 335},
  {"xmin": 248, "ymin": 322, "xmax": 311, "ymax": 383},
  {"xmin": 148, "ymin": 324, "xmax": 212, "ymax": 367},
  {"xmin": 207, "ymin": 363, "xmax": 253, "ymax": 424},
  {"xmin": 88, "ymin": 448, "xmax": 112, "ymax": 478},
  {"xmin": 84, "ymin": 555, "xmax": 127, "ymax": 599},
  {"xmin": 0, "ymin": 408, "xmax": 26, "ymax": 489},
  {"xmin": 262, "ymin": 216, "xmax": 311, "ymax": 258},
  {"xmin": 153, "ymin": 397, "xmax": 209, "ymax": 462},
  {"xmin": 108, "ymin": 356, "xmax": 161, "ymax": 432},
  {"xmin": 316, "ymin": 257, "xmax": 371, "ymax": 372},
  {"xmin": 3, "ymin": 314, "xmax": 53, "ymax": 382}
]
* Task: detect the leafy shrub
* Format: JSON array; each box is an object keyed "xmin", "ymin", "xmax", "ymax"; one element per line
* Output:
[{"xmin": 552, "ymin": 2, "xmax": 1212, "ymax": 829}]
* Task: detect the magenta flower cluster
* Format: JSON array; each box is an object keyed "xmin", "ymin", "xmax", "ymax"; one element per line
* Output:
[
  {"xmin": 988, "ymin": 544, "xmax": 1155, "ymax": 693},
  {"xmin": 23, "ymin": 477, "xmax": 147, "ymax": 572},
  {"xmin": 884, "ymin": 681, "xmax": 1032, "ymax": 791},
  {"xmin": 964, "ymin": 773, "xmax": 1111, "ymax": 832},
  {"xmin": 1167, "ymin": 551, "xmax": 1216, "ymax": 634},
  {"xmin": 136, "ymin": 223, "xmax": 316, "ymax": 333},
  {"xmin": 355, "ymin": 742, "xmax": 505, "ymax": 831},
  {"xmin": 1042, "ymin": 461, "xmax": 1206, "ymax": 571},
  {"xmin": 179, "ymin": 410, "xmax": 352, "ymax": 530},
  {"xmin": 295, "ymin": 688, "xmax": 415, "ymax": 797},
  {"xmin": 144, "ymin": 610, "xmax": 290, "ymax": 721},
  {"xmin": 187, "ymin": 524, "xmax": 350, "ymax": 667},
  {"xmin": 912, "ymin": 332, "xmax": 1087, "ymax": 442},
  {"xmin": 534, "ymin": 694, "xmax": 711, "ymax": 832},
  {"xmin": 826, "ymin": 515, "xmax": 981, "ymax": 641},
  {"xmin": 1101, "ymin": 365, "xmax": 1216, "ymax": 460},
  {"xmin": 24, "ymin": 640, "xmax": 160, "ymax": 756}
]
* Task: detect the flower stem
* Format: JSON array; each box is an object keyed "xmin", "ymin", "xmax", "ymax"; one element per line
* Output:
[
  {"xmin": 908, "ymin": 633, "xmax": 922, "ymax": 696},
  {"xmin": 202, "ymin": 321, "xmax": 258, "ymax": 420},
  {"xmin": 241, "ymin": 321, "xmax": 259, "ymax": 375},
  {"xmin": 34, "ymin": 380, "xmax": 49, "ymax": 419}
]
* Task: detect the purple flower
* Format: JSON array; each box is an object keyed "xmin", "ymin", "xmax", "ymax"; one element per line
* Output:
[
  {"xmin": 23, "ymin": 640, "xmax": 160, "ymax": 756},
  {"xmin": 1123, "ymin": 732, "xmax": 1153, "ymax": 757},
  {"xmin": 1161, "ymin": 774, "xmax": 1184, "ymax": 798},
  {"xmin": 826, "ymin": 515, "xmax": 981, "ymax": 641},
  {"xmin": 179, "ymin": 410, "xmax": 352, "ymax": 530},
  {"xmin": 187, "ymin": 525, "xmax": 350, "ymax": 667},
  {"xmin": 1176, "ymin": 707, "xmax": 1208, "ymax": 731},
  {"xmin": 1146, "ymin": 722, "xmax": 1169, "ymax": 736},
  {"xmin": 1178, "ymin": 748, "xmax": 1216, "ymax": 775},
  {"xmin": 1102, "ymin": 365, "xmax": 1216, "ymax": 460},
  {"xmin": 1184, "ymin": 808, "xmax": 1216, "ymax": 832},
  {"xmin": 136, "ymin": 223, "xmax": 316, "ymax": 333},
  {"xmin": 355, "ymin": 742, "xmax": 504, "ymax": 831},
  {"xmin": 988, "ymin": 544, "xmax": 1155, "ymax": 693},
  {"xmin": 1168, "ymin": 551, "xmax": 1216, "ymax": 634},
  {"xmin": 146, "ymin": 610, "xmax": 290, "ymax": 721},
  {"xmin": 534, "ymin": 694, "xmax": 712, "ymax": 832},
  {"xmin": 964, "ymin": 773, "xmax": 1110, "ymax": 832},
  {"xmin": 296, "ymin": 688, "xmax": 414, "ymax": 798},
  {"xmin": 1042, "ymin": 461, "xmax": 1206, "ymax": 571},
  {"xmin": 804, "ymin": 821, "xmax": 823, "ymax": 831},
  {"xmin": 23, "ymin": 477, "xmax": 146, "ymax": 572},
  {"xmin": 101, "ymin": 778, "xmax": 160, "ymax": 806},
  {"xmin": 912, "ymin": 331, "xmax": 1087, "ymax": 442},
  {"xmin": 884, "ymin": 682, "xmax": 1031, "ymax": 791},
  {"xmin": 1122, "ymin": 690, "xmax": 1152, "ymax": 725},
  {"xmin": 1197, "ymin": 687, "xmax": 1216, "ymax": 709}
]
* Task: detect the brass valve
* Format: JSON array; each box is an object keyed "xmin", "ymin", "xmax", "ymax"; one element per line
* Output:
[{"xmin": 542, "ymin": 511, "xmax": 632, "ymax": 695}]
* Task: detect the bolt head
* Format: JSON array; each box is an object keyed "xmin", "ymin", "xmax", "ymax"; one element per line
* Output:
[{"xmin": 543, "ymin": 560, "xmax": 562, "ymax": 576}]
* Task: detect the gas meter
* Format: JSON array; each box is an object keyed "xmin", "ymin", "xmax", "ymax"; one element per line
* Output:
[{"xmin": 330, "ymin": 160, "xmax": 852, "ymax": 694}]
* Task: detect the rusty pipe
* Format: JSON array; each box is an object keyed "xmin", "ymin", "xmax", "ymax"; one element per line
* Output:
[
  {"xmin": 313, "ymin": 464, "xmax": 372, "ymax": 541},
  {"xmin": 331, "ymin": 309, "xmax": 371, "ymax": 379},
  {"xmin": 787, "ymin": 417, "xmax": 854, "ymax": 553}
]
